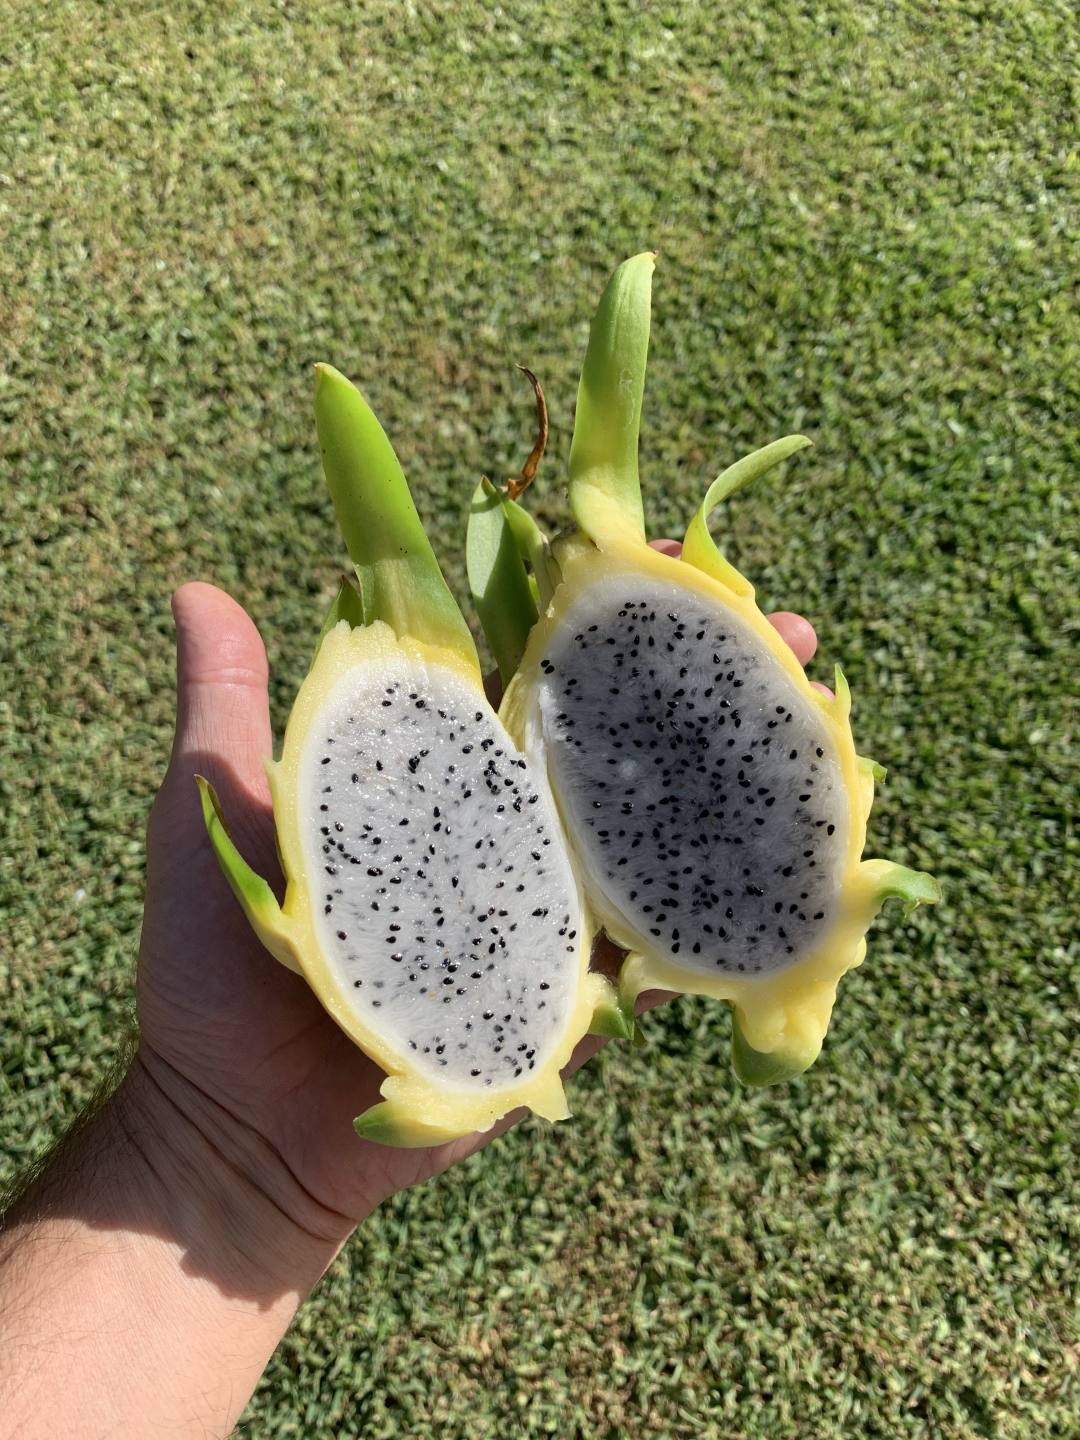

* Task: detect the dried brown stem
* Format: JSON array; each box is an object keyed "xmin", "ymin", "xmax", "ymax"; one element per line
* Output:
[{"xmin": 505, "ymin": 365, "xmax": 548, "ymax": 500}]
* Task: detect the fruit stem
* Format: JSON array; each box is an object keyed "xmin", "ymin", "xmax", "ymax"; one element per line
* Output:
[{"xmin": 505, "ymin": 365, "xmax": 548, "ymax": 501}]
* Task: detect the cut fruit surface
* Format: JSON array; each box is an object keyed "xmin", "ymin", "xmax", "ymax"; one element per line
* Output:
[
  {"xmin": 281, "ymin": 628, "xmax": 587, "ymax": 1097},
  {"xmin": 534, "ymin": 565, "xmax": 849, "ymax": 980}
]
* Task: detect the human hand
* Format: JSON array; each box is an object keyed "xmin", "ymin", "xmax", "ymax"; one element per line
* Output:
[
  {"xmin": 136, "ymin": 543, "xmax": 822, "ymax": 1238},
  {"xmin": 0, "ymin": 548, "xmax": 823, "ymax": 1440}
]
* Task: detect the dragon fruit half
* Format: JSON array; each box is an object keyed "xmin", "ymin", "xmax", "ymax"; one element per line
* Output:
[
  {"xmin": 199, "ymin": 365, "xmax": 623, "ymax": 1148},
  {"xmin": 470, "ymin": 254, "xmax": 940, "ymax": 1085}
]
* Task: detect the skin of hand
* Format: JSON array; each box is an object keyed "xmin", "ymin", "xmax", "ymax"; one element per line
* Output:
[
  {"xmin": 137, "ymin": 539, "xmax": 823, "ymax": 1225},
  {"xmin": 0, "ymin": 541, "xmax": 822, "ymax": 1439}
]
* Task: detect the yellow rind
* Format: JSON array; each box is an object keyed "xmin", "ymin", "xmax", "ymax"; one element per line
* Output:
[
  {"xmin": 503, "ymin": 536, "xmax": 893, "ymax": 1072},
  {"xmin": 265, "ymin": 618, "xmax": 606, "ymax": 1140}
]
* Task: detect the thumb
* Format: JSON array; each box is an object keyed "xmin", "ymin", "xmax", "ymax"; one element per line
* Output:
[{"xmin": 169, "ymin": 582, "xmax": 273, "ymax": 793}]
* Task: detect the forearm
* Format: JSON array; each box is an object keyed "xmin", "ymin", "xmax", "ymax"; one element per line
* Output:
[{"xmin": 0, "ymin": 1054, "xmax": 356, "ymax": 1439}]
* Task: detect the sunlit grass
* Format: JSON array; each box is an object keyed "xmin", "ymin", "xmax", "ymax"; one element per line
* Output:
[{"xmin": 1, "ymin": 2, "xmax": 1076, "ymax": 1434}]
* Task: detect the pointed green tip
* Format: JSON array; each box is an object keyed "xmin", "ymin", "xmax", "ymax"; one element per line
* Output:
[
  {"xmin": 833, "ymin": 664, "xmax": 852, "ymax": 719},
  {"xmin": 588, "ymin": 995, "xmax": 636, "ymax": 1042},
  {"xmin": 466, "ymin": 476, "xmax": 539, "ymax": 686},
  {"xmin": 731, "ymin": 1013, "xmax": 817, "ymax": 1087},
  {"xmin": 627, "ymin": 249, "xmax": 658, "ymax": 274},
  {"xmin": 314, "ymin": 360, "xmax": 347, "ymax": 393},
  {"xmin": 313, "ymin": 361, "xmax": 478, "ymax": 668},
  {"xmin": 568, "ymin": 253, "xmax": 656, "ymax": 546},
  {"xmin": 194, "ymin": 775, "xmax": 300, "ymax": 971},
  {"xmin": 196, "ymin": 774, "xmax": 241, "ymax": 860},
  {"xmin": 354, "ymin": 1101, "xmax": 465, "ymax": 1149},
  {"xmin": 879, "ymin": 865, "xmax": 942, "ymax": 917},
  {"xmin": 195, "ymin": 774, "xmax": 264, "ymax": 903},
  {"xmin": 858, "ymin": 754, "xmax": 888, "ymax": 782},
  {"xmin": 313, "ymin": 363, "xmax": 356, "ymax": 423},
  {"xmin": 312, "ymin": 572, "xmax": 366, "ymax": 666},
  {"xmin": 681, "ymin": 434, "xmax": 812, "ymax": 588},
  {"xmin": 195, "ymin": 771, "xmax": 217, "ymax": 821}
]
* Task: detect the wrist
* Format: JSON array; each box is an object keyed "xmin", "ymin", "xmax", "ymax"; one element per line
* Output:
[
  {"xmin": 0, "ymin": 1052, "xmax": 358, "ymax": 1438},
  {"xmin": 118, "ymin": 1048, "xmax": 357, "ymax": 1296}
]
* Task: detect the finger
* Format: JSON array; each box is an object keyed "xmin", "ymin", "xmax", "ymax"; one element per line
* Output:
[
  {"xmin": 648, "ymin": 538, "xmax": 682, "ymax": 558},
  {"xmin": 169, "ymin": 582, "xmax": 272, "ymax": 786},
  {"xmin": 766, "ymin": 611, "xmax": 817, "ymax": 667},
  {"xmin": 810, "ymin": 680, "xmax": 834, "ymax": 699}
]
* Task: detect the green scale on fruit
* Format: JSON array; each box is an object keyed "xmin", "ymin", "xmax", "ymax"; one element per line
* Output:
[
  {"xmin": 468, "ymin": 253, "xmax": 940, "ymax": 1085},
  {"xmin": 199, "ymin": 365, "xmax": 623, "ymax": 1148}
]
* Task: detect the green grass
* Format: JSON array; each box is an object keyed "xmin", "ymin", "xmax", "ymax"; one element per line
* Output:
[{"xmin": 1, "ymin": 1, "xmax": 1077, "ymax": 1434}]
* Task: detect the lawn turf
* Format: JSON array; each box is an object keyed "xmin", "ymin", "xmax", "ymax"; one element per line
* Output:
[{"xmin": 1, "ymin": 1, "xmax": 1077, "ymax": 1435}]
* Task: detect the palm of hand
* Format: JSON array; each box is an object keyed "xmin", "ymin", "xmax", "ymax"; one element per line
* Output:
[{"xmin": 138, "ymin": 572, "xmax": 819, "ymax": 1222}]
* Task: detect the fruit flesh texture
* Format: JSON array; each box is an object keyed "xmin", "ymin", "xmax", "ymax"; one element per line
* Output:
[
  {"xmin": 536, "ymin": 568, "xmax": 849, "ymax": 980},
  {"xmin": 297, "ymin": 647, "xmax": 582, "ymax": 1092}
]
